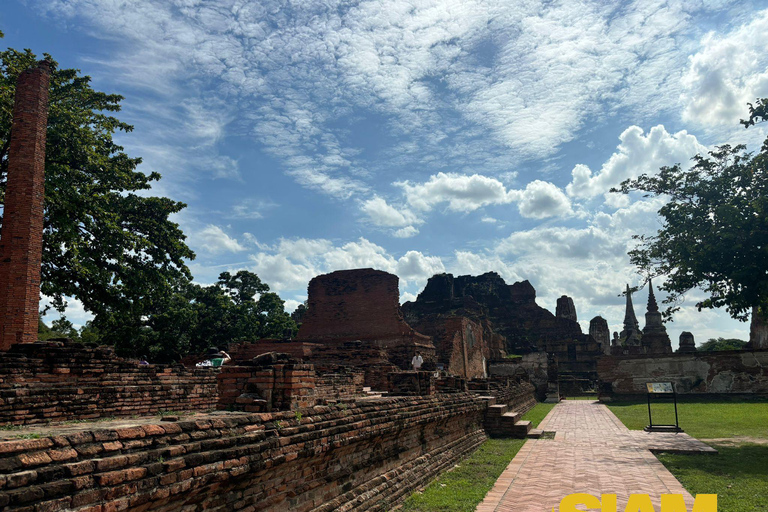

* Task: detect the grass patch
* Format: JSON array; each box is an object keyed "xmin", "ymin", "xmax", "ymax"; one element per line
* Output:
[
  {"xmin": 400, "ymin": 402, "xmax": 552, "ymax": 512},
  {"xmin": 399, "ymin": 437, "xmax": 526, "ymax": 512},
  {"xmin": 521, "ymin": 402, "xmax": 555, "ymax": 428},
  {"xmin": 657, "ymin": 445, "xmax": 768, "ymax": 512},
  {"xmin": 608, "ymin": 398, "xmax": 768, "ymax": 511},
  {"xmin": 606, "ymin": 397, "xmax": 768, "ymax": 439}
]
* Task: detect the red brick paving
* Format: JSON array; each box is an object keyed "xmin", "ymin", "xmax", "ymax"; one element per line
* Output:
[{"xmin": 477, "ymin": 400, "xmax": 714, "ymax": 511}]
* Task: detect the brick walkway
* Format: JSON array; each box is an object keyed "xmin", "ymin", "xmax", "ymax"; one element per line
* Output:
[{"xmin": 477, "ymin": 400, "xmax": 715, "ymax": 512}]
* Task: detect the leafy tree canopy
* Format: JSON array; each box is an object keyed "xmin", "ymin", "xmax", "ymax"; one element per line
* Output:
[
  {"xmin": 5, "ymin": 44, "xmax": 297, "ymax": 360},
  {"xmin": 82, "ymin": 271, "xmax": 297, "ymax": 362},
  {"xmin": 698, "ymin": 337, "xmax": 748, "ymax": 352},
  {"xmin": 612, "ymin": 103, "xmax": 768, "ymax": 321},
  {"xmin": 1, "ymin": 48, "xmax": 195, "ymax": 322}
]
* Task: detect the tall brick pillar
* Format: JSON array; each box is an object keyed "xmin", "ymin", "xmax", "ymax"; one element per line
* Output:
[{"xmin": 0, "ymin": 61, "xmax": 51, "ymax": 350}]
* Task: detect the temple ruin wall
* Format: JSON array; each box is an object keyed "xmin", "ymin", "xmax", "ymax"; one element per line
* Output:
[{"xmin": 598, "ymin": 349, "xmax": 768, "ymax": 397}]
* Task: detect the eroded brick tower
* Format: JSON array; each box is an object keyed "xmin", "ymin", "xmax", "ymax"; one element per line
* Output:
[{"xmin": 0, "ymin": 61, "xmax": 51, "ymax": 350}]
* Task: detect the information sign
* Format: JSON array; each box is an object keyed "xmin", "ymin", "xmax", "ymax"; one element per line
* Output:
[{"xmin": 646, "ymin": 382, "xmax": 674, "ymax": 394}]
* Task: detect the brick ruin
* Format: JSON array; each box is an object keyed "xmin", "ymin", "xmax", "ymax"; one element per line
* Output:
[
  {"xmin": 0, "ymin": 265, "xmax": 540, "ymax": 511},
  {"xmin": 270, "ymin": 268, "xmax": 436, "ymax": 388},
  {"xmin": 0, "ymin": 61, "xmax": 51, "ymax": 350},
  {"xmin": 297, "ymin": 268, "xmax": 434, "ymax": 363},
  {"xmin": 0, "ymin": 340, "xmax": 537, "ymax": 512},
  {"xmin": 402, "ymin": 272, "xmax": 603, "ymax": 390}
]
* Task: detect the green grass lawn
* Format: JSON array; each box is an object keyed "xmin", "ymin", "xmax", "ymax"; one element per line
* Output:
[
  {"xmin": 399, "ymin": 402, "xmax": 553, "ymax": 512},
  {"xmin": 608, "ymin": 398, "xmax": 768, "ymax": 512},
  {"xmin": 657, "ymin": 445, "xmax": 768, "ymax": 512},
  {"xmin": 606, "ymin": 397, "xmax": 768, "ymax": 439}
]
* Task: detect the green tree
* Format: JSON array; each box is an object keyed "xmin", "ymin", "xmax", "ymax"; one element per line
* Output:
[
  {"xmin": 1, "ymin": 47, "xmax": 195, "ymax": 326},
  {"xmin": 188, "ymin": 271, "xmax": 297, "ymax": 351},
  {"xmin": 698, "ymin": 337, "xmax": 748, "ymax": 352},
  {"xmin": 94, "ymin": 271, "xmax": 297, "ymax": 362},
  {"xmin": 612, "ymin": 104, "xmax": 768, "ymax": 322}
]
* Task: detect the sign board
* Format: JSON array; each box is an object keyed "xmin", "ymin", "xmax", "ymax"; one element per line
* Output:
[{"xmin": 646, "ymin": 382, "xmax": 674, "ymax": 394}]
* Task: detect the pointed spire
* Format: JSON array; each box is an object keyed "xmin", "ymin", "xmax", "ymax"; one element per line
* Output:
[
  {"xmin": 623, "ymin": 284, "xmax": 639, "ymax": 331},
  {"xmin": 647, "ymin": 279, "xmax": 659, "ymax": 313}
]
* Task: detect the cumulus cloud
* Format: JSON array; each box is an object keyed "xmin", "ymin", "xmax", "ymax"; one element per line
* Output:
[
  {"xmin": 566, "ymin": 125, "xmax": 707, "ymax": 202},
  {"xmin": 193, "ymin": 225, "xmax": 246, "ymax": 255},
  {"xmin": 360, "ymin": 196, "xmax": 419, "ymax": 237},
  {"xmin": 681, "ymin": 10, "xmax": 768, "ymax": 126},
  {"xmin": 393, "ymin": 226, "xmax": 420, "ymax": 238},
  {"xmin": 398, "ymin": 173, "xmax": 514, "ymax": 213},
  {"xmin": 514, "ymin": 180, "xmax": 573, "ymax": 219},
  {"xmin": 393, "ymin": 173, "xmax": 572, "ymax": 220},
  {"xmin": 249, "ymin": 237, "xmax": 445, "ymax": 296}
]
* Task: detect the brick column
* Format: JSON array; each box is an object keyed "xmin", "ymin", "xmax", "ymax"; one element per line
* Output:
[{"xmin": 0, "ymin": 61, "xmax": 51, "ymax": 350}]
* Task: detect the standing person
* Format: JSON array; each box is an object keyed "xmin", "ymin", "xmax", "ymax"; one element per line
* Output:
[{"xmin": 411, "ymin": 351, "xmax": 423, "ymax": 371}]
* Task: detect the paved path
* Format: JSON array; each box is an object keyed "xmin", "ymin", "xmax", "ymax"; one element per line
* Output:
[{"xmin": 477, "ymin": 400, "xmax": 715, "ymax": 512}]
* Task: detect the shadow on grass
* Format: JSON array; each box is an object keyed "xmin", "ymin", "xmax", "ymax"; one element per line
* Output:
[
  {"xmin": 608, "ymin": 396, "xmax": 768, "ymax": 406},
  {"xmin": 658, "ymin": 445, "xmax": 768, "ymax": 512},
  {"xmin": 659, "ymin": 444, "xmax": 768, "ymax": 478}
]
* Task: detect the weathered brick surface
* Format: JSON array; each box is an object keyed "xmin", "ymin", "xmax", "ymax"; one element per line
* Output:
[
  {"xmin": 598, "ymin": 349, "xmax": 768, "ymax": 397},
  {"xmin": 468, "ymin": 376, "xmax": 537, "ymax": 437},
  {"xmin": 402, "ymin": 272, "xmax": 603, "ymax": 384},
  {"xmin": 0, "ymin": 394, "xmax": 489, "ymax": 511},
  {"xmin": 315, "ymin": 368, "xmax": 365, "ymax": 402},
  {"xmin": 0, "ymin": 342, "xmax": 219, "ymax": 425},
  {"xmin": 407, "ymin": 315, "xmax": 493, "ymax": 379},
  {"xmin": 217, "ymin": 363, "xmax": 316, "ymax": 413},
  {"xmin": 0, "ymin": 61, "xmax": 51, "ymax": 350},
  {"xmin": 297, "ymin": 269, "xmax": 435, "ymax": 373}
]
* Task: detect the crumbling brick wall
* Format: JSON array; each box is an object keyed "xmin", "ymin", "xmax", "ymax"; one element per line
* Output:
[
  {"xmin": 315, "ymin": 368, "xmax": 365, "ymax": 402},
  {"xmin": 0, "ymin": 342, "xmax": 219, "ymax": 425},
  {"xmin": 296, "ymin": 269, "xmax": 434, "ymax": 371},
  {"xmin": 0, "ymin": 395, "xmax": 487, "ymax": 512},
  {"xmin": 598, "ymin": 349, "xmax": 768, "ymax": 397},
  {"xmin": 217, "ymin": 363, "xmax": 316, "ymax": 412}
]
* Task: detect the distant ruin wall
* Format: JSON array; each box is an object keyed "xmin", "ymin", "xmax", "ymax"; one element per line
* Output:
[
  {"xmin": 298, "ymin": 269, "xmax": 429, "ymax": 347},
  {"xmin": 0, "ymin": 395, "xmax": 487, "ymax": 512},
  {"xmin": 598, "ymin": 349, "xmax": 768, "ymax": 397},
  {"xmin": 0, "ymin": 342, "xmax": 219, "ymax": 426}
]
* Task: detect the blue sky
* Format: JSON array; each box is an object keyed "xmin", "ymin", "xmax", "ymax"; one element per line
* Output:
[{"xmin": 4, "ymin": 0, "xmax": 768, "ymax": 348}]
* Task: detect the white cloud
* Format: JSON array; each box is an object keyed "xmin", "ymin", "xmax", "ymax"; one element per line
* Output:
[
  {"xmin": 360, "ymin": 196, "xmax": 418, "ymax": 227},
  {"xmin": 228, "ymin": 199, "xmax": 278, "ymax": 220},
  {"xmin": 398, "ymin": 172, "xmax": 514, "ymax": 212},
  {"xmin": 395, "ymin": 172, "xmax": 571, "ymax": 219},
  {"xmin": 194, "ymin": 225, "xmax": 246, "ymax": 255},
  {"xmin": 248, "ymin": 237, "xmax": 445, "ymax": 298},
  {"xmin": 396, "ymin": 251, "xmax": 446, "ymax": 285},
  {"xmin": 481, "ymin": 216, "xmax": 497, "ymax": 223},
  {"xmin": 283, "ymin": 299, "xmax": 302, "ymax": 314},
  {"xmin": 566, "ymin": 125, "xmax": 706, "ymax": 201},
  {"xmin": 32, "ymin": 0, "xmax": 735, "ymax": 201},
  {"xmin": 515, "ymin": 180, "xmax": 573, "ymax": 219},
  {"xmin": 393, "ymin": 226, "xmax": 420, "ymax": 238},
  {"xmin": 681, "ymin": 10, "xmax": 768, "ymax": 126}
]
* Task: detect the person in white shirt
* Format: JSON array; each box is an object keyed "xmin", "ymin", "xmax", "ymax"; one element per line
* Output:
[{"xmin": 411, "ymin": 351, "xmax": 423, "ymax": 371}]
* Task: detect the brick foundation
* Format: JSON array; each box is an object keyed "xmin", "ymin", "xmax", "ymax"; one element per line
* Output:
[
  {"xmin": 0, "ymin": 342, "xmax": 219, "ymax": 426},
  {"xmin": 0, "ymin": 395, "xmax": 488, "ymax": 511},
  {"xmin": 0, "ymin": 61, "xmax": 51, "ymax": 350}
]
